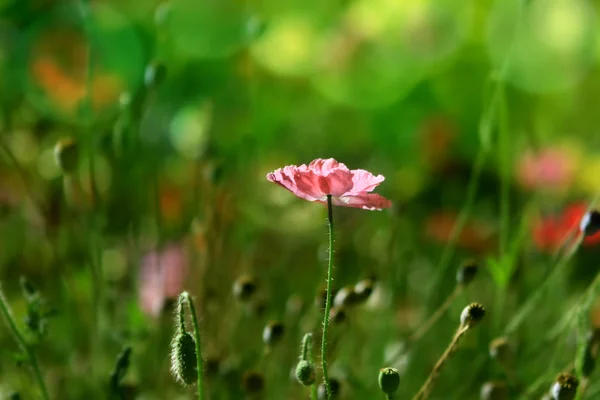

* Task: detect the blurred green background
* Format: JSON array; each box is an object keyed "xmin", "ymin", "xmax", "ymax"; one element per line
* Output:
[{"xmin": 2, "ymin": 0, "xmax": 600, "ymax": 398}]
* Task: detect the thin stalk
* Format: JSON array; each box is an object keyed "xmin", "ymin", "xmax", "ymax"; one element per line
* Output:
[
  {"xmin": 304, "ymin": 333, "xmax": 318, "ymax": 400},
  {"xmin": 0, "ymin": 285, "xmax": 49, "ymax": 400},
  {"xmin": 321, "ymin": 195, "xmax": 335, "ymax": 399},
  {"xmin": 183, "ymin": 292, "xmax": 205, "ymax": 400},
  {"xmin": 412, "ymin": 325, "xmax": 470, "ymax": 400},
  {"xmin": 410, "ymin": 286, "xmax": 461, "ymax": 344}
]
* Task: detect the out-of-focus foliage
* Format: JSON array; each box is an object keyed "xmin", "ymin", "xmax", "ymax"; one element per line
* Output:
[{"xmin": 1, "ymin": 0, "xmax": 600, "ymax": 399}]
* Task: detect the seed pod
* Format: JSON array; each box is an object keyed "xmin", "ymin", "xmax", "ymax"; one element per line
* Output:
[
  {"xmin": 242, "ymin": 370, "xmax": 265, "ymax": 394},
  {"xmin": 551, "ymin": 373, "xmax": 579, "ymax": 400},
  {"xmin": 170, "ymin": 332, "xmax": 197, "ymax": 385},
  {"xmin": 329, "ymin": 306, "xmax": 346, "ymax": 324},
  {"xmin": 262, "ymin": 321, "xmax": 285, "ymax": 346},
  {"xmin": 457, "ymin": 259, "xmax": 478, "ymax": 286},
  {"xmin": 489, "ymin": 337, "xmax": 511, "ymax": 365},
  {"xmin": 580, "ymin": 210, "xmax": 600, "ymax": 237},
  {"xmin": 480, "ymin": 381, "xmax": 509, "ymax": 400},
  {"xmin": 460, "ymin": 303, "xmax": 485, "ymax": 328},
  {"xmin": 232, "ymin": 275, "xmax": 257, "ymax": 302},
  {"xmin": 54, "ymin": 138, "xmax": 79, "ymax": 174},
  {"xmin": 378, "ymin": 367, "xmax": 400, "ymax": 396},
  {"xmin": 295, "ymin": 360, "xmax": 316, "ymax": 386},
  {"xmin": 318, "ymin": 378, "xmax": 341, "ymax": 399},
  {"xmin": 333, "ymin": 285, "xmax": 359, "ymax": 307},
  {"xmin": 354, "ymin": 279, "xmax": 374, "ymax": 303}
]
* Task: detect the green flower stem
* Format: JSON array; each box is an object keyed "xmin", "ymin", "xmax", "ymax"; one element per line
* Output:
[
  {"xmin": 321, "ymin": 194, "xmax": 335, "ymax": 399},
  {"xmin": 0, "ymin": 285, "xmax": 49, "ymax": 400},
  {"xmin": 305, "ymin": 333, "xmax": 318, "ymax": 400},
  {"xmin": 183, "ymin": 292, "xmax": 205, "ymax": 400}
]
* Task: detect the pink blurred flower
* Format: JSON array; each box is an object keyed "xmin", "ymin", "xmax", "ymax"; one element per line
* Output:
[
  {"xmin": 266, "ymin": 158, "xmax": 391, "ymax": 210},
  {"xmin": 517, "ymin": 147, "xmax": 576, "ymax": 191},
  {"xmin": 139, "ymin": 244, "xmax": 187, "ymax": 317}
]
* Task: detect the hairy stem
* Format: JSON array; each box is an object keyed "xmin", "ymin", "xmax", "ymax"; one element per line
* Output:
[
  {"xmin": 0, "ymin": 285, "xmax": 49, "ymax": 400},
  {"xmin": 321, "ymin": 195, "xmax": 335, "ymax": 399}
]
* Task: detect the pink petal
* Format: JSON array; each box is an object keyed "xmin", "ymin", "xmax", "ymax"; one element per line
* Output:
[
  {"xmin": 346, "ymin": 169, "xmax": 385, "ymax": 195},
  {"xmin": 308, "ymin": 158, "xmax": 350, "ymax": 175},
  {"xmin": 307, "ymin": 158, "xmax": 353, "ymax": 196},
  {"xmin": 267, "ymin": 165, "xmax": 326, "ymax": 201},
  {"xmin": 332, "ymin": 193, "xmax": 392, "ymax": 210}
]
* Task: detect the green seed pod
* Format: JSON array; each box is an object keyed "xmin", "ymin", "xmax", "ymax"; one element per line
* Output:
[
  {"xmin": 333, "ymin": 285, "xmax": 359, "ymax": 307},
  {"xmin": 480, "ymin": 381, "xmax": 509, "ymax": 400},
  {"xmin": 460, "ymin": 303, "xmax": 485, "ymax": 328},
  {"xmin": 170, "ymin": 332, "xmax": 197, "ymax": 385},
  {"xmin": 378, "ymin": 367, "xmax": 400, "ymax": 396},
  {"xmin": 262, "ymin": 321, "xmax": 285, "ymax": 346},
  {"xmin": 489, "ymin": 337, "xmax": 511, "ymax": 365},
  {"xmin": 580, "ymin": 210, "xmax": 600, "ymax": 237},
  {"xmin": 354, "ymin": 279, "xmax": 374, "ymax": 303},
  {"xmin": 318, "ymin": 378, "xmax": 341, "ymax": 399},
  {"xmin": 457, "ymin": 259, "xmax": 478, "ymax": 286},
  {"xmin": 232, "ymin": 275, "xmax": 257, "ymax": 302},
  {"xmin": 295, "ymin": 360, "xmax": 316, "ymax": 386},
  {"xmin": 54, "ymin": 138, "xmax": 79, "ymax": 174},
  {"xmin": 242, "ymin": 370, "xmax": 265, "ymax": 394},
  {"xmin": 551, "ymin": 373, "xmax": 579, "ymax": 400}
]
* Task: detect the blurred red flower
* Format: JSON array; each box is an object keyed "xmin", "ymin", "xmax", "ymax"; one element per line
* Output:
[
  {"xmin": 532, "ymin": 203, "xmax": 600, "ymax": 252},
  {"xmin": 139, "ymin": 244, "xmax": 188, "ymax": 317},
  {"xmin": 266, "ymin": 158, "xmax": 391, "ymax": 210},
  {"xmin": 425, "ymin": 211, "xmax": 495, "ymax": 253}
]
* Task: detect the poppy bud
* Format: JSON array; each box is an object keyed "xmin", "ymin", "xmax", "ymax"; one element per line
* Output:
[
  {"xmin": 144, "ymin": 62, "xmax": 167, "ymax": 88},
  {"xmin": 580, "ymin": 210, "xmax": 600, "ymax": 237},
  {"xmin": 318, "ymin": 378, "xmax": 341, "ymax": 399},
  {"xmin": 333, "ymin": 286, "xmax": 359, "ymax": 307},
  {"xmin": 232, "ymin": 275, "xmax": 257, "ymax": 302},
  {"xmin": 489, "ymin": 337, "xmax": 511, "ymax": 365},
  {"xmin": 354, "ymin": 279, "xmax": 374, "ymax": 303},
  {"xmin": 54, "ymin": 138, "xmax": 79, "ymax": 174},
  {"xmin": 480, "ymin": 381, "xmax": 509, "ymax": 400},
  {"xmin": 170, "ymin": 332, "xmax": 197, "ymax": 385},
  {"xmin": 456, "ymin": 260, "xmax": 478, "ymax": 286},
  {"xmin": 242, "ymin": 370, "xmax": 265, "ymax": 394},
  {"xmin": 378, "ymin": 367, "xmax": 400, "ymax": 397},
  {"xmin": 551, "ymin": 373, "xmax": 578, "ymax": 400},
  {"xmin": 460, "ymin": 303, "xmax": 485, "ymax": 328},
  {"xmin": 262, "ymin": 321, "xmax": 285, "ymax": 346},
  {"xmin": 295, "ymin": 360, "xmax": 316, "ymax": 386}
]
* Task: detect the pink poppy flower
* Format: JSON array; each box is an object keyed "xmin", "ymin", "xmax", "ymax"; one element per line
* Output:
[
  {"xmin": 517, "ymin": 147, "xmax": 576, "ymax": 191},
  {"xmin": 139, "ymin": 244, "xmax": 188, "ymax": 317},
  {"xmin": 266, "ymin": 158, "xmax": 391, "ymax": 210}
]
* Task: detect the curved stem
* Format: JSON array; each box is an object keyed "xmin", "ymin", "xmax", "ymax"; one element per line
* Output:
[
  {"xmin": 321, "ymin": 195, "xmax": 335, "ymax": 399},
  {"xmin": 306, "ymin": 333, "xmax": 318, "ymax": 400},
  {"xmin": 0, "ymin": 285, "xmax": 49, "ymax": 400},
  {"xmin": 412, "ymin": 325, "xmax": 470, "ymax": 400},
  {"xmin": 184, "ymin": 293, "xmax": 205, "ymax": 400}
]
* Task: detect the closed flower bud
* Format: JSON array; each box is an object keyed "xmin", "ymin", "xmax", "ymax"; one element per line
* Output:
[
  {"xmin": 551, "ymin": 373, "xmax": 579, "ymax": 400},
  {"xmin": 170, "ymin": 332, "xmax": 197, "ymax": 385},
  {"xmin": 457, "ymin": 260, "xmax": 478, "ymax": 286},
  {"xmin": 580, "ymin": 210, "xmax": 600, "ymax": 237},
  {"xmin": 333, "ymin": 286, "xmax": 359, "ymax": 307},
  {"xmin": 54, "ymin": 138, "xmax": 79, "ymax": 174},
  {"xmin": 144, "ymin": 62, "xmax": 167, "ymax": 88},
  {"xmin": 460, "ymin": 303, "xmax": 485, "ymax": 328},
  {"xmin": 480, "ymin": 381, "xmax": 509, "ymax": 400},
  {"xmin": 262, "ymin": 321, "xmax": 285, "ymax": 346},
  {"xmin": 378, "ymin": 367, "xmax": 400, "ymax": 396},
  {"xmin": 295, "ymin": 360, "xmax": 315, "ymax": 386},
  {"xmin": 489, "ymin": 337, "xmax": 511, "ymax": 365},
  {"xmin": 232, "ymin": 275, "xmax": 257, "ymax": 302},
  {"xmin": 318, "ymin": 378, "xmax": 341, "ymax": 399},
  {"xmin": 354, "ymin": 279, "xmax": 374, "ymax": 303},
  {"xmin": 242, "ymin": 370, "xmax": 265, "ymax": 394}
]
